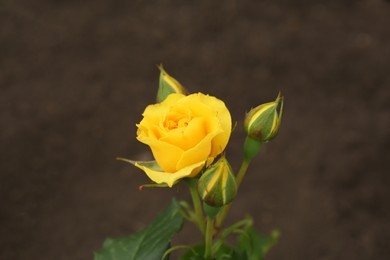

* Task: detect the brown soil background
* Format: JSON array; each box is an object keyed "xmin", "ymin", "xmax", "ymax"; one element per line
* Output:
[{"xmin": 1, "ymin": 1, "xmax": 390, "ymax": 259}]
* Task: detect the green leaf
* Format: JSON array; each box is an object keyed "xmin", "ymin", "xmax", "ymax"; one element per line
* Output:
[
  {"xmin": 180, "ymin": 245, "xmax": 205, "ymax": 260},
  {"xmin": 238, "ymin": 226, "xmax": 280, "ymax": 260},
  {"xmin": 214, "ymin": 244, "xmax": 243, "ymax": 260},
  {"xmin": 181, "ymin": 244, "xmax": 243, "ymax": 260},
  {"xmin": 94, "ymin": 199, "xmax": 184, "ymax": 260}
]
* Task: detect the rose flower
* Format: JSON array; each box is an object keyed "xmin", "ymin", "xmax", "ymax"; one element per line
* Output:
[{"xmin": 135, "ymin": 93, "xmax": 231, "ymax": 187}]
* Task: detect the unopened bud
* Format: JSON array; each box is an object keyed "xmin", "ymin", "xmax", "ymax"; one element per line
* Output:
[
  {"xmin": 156, "ymin": 65, "xmax": 188, "ymax": 103},
  {"xmin": 198, "ymin": 157, "xmax": 237, "ymax": 207},
  {"xmin": 244, "ymin": 92, "xmax": 284, "ymax": 143}
]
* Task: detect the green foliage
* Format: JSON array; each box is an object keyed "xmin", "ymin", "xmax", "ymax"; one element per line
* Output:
[
  {"xmin": 180, "ymin": 224, "xmax": 279, "ymax": 260},
  {"xmin": 180, "ymin": 245, "xmax": 205, "ymax": 260},
  {"xmin": 94, "ymin": 199, "xmax": 183, "ymax": 260},
  {"xmin": 180, "ymin": 244, "xmax": 237, "ymax": 260},
  {"xmin": 237, "ymin": 226, "xmax": 280, "ymax": 260}
]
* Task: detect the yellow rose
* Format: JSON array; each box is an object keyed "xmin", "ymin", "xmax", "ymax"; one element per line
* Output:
[{"xmin": 135, "ymin": 93, "xmax": 232, "ymax": 187}]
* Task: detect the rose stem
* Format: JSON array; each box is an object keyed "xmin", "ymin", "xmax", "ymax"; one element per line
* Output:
[
  {"xmin": 204, "ymin": 216, "xmax": 214, "ymax": 259},
  {"xmin": 187, "ymin": 180, "xmax": 206, "ymax": 234}
]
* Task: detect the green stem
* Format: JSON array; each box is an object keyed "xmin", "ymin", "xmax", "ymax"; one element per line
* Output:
[
  {"xmin": 187, "ymin": 180, "xmax": 206, "ymax": 234},
  {"xmin": 216, "ymin": 159, "xmax": 251, "ymax": 228},
  {"xmin": 235, "ymin": 158, "xmax": 251, "ymax": 188},
  {"xmin": 204, "ymin": 216, "xmax": 214, "ymax": 259}
]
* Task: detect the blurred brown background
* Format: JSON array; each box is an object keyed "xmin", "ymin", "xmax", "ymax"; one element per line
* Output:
[{"xmin": 1, "ymin": 0, "xmax": 389, "ymax": 259}]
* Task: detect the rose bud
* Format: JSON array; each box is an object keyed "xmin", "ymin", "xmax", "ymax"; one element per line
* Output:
[
  {"xmin": 156, "ymin": 65, "xmax": 188, "ymax": 103},
  {"xmin": 198, "ymin": 156, "xmax": 237, "ymax": 207},
  {"xmin": 244, "ymin": 92, "xmax": 284, "ymax": 143},
  {"xmin": 243, "ymin": 92, "xmax": 283, "ymax": 160}
]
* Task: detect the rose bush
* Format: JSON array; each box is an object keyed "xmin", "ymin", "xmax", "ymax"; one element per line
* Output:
[{"xmin": 135, "ymin": 92, "xmax": 231, "ymax": 187}]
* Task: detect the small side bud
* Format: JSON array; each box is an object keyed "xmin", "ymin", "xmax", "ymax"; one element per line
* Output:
[
  {"xmin": 198, "ymin": 157, "xmax": 237, "ymax": 207},
  {"xmin": 244, "ymin": 92, "xmax": 284, "ymax": 143},
  {"xmin": 156, "ymin": 64, "xmax": 188, "ymax": 102}
]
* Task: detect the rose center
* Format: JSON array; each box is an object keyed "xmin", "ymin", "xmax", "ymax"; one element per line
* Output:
[
  {"xmin": 163, "ymin": 107, "xmax": 192, "ymax": 131},
  {"xmin": 164, "ymin": 117, "xmax": 190, "ymax": 130}
]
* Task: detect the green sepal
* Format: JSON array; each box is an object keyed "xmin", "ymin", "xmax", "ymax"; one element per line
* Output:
[
  {"xmin": 139, "ymin": 183, "xmax": 169, "ymax": 190},
  {"xmin": 157, "ymin": 64, "xmax": 188, "ymax": 103},
  {"xmin": 94, "ymin": 199, "xmax": 183, "ymax": 260},
  {"xmin": 245, "ymin": 104, "xmax": 276, "ymax": 139},
  {"xmin": 116, "ymin": 157, "xmax": 162, "ymax": 171},
  {"xmin": 267, "ymin": 93, "xmax": 284, "ymax": 141},
  {"xmin": 198, "ymin": 157, "xmax": 237, "ymax": 207}
]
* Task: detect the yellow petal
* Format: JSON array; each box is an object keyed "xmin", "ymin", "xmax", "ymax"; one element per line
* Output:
[
  {"xmin": 135, "ymin": 160, "xmax": 206, "ymax": 187},
  {"xmin": 136, "ymin": 92, "xmax": 231, "ymax": 178},
  {"xmin": 187, "ymin": 93, "xmax": 232, "ymax": 157},
  {"xmin": 139, "ymin": 94, "xmax": 186, "ymax": 129},
  {"xmin": 137, "ymin": 135, "xmax": 183, "ymax": 173},
  {"xmin": 161, "ymin": 93, "xmax": 186, "ymax": 104},
  {"xmin": 176, "ymin": 128, "xmax": 222, "ymax": 170},
  {"xmin": 160, "ymin": 117, "xmax": 207, "ymax": 150}
]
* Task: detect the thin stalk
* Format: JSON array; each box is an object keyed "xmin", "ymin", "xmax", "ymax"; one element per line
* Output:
[
  {"xmin": 235, "ymin": 158, "xmax": 250, "ymax": 188},
  {"xmin": 204, "ymin": 216, "xmax": 214, "ymax": 259},
  {"xmin": 188, "ymin": 180, "xmax": 206, "ymax": 234}
]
